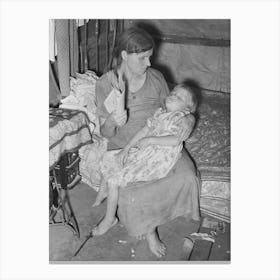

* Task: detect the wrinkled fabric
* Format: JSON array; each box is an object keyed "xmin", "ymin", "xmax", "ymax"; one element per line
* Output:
[
  {"xmin": 49, "ymin": 108, "xmax": 92, "ymax": 170},
  {"xmin": 79, "ymin": 137, "xmax": 108, "ymax": 191},
  {"xmin": 100, "ymin": 109, "xmax": 192, "ymax": 187},
  {"xmin": 118, "ymin": 149, "xmax": 201, "ymax": 236}
]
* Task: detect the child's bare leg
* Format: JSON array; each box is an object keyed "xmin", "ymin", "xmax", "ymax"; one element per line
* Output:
[
  {"xmin": 92, "ymin": 178, "xmax": 108, "ymax": 207},
  {"xmin": 146, "ymin": 227, "xmax": 166, "ymax": 258},
  {"xmin": 91, "ymin": 182, "xmax": 119, "ymax": 236}
]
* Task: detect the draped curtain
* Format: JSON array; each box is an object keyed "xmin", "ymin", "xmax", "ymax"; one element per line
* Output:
[{"xmin": 49, "ymin": 19, "xmax": 79, "ymax": 103}]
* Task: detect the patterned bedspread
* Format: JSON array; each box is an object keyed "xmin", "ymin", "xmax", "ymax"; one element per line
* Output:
[
  {"xmin": 185, "ymin": 92, "xmax": 230, "ymax": 222},
  {"xmin": 49, "ymin": 108, "xmax": 93, "ymax": 170}
]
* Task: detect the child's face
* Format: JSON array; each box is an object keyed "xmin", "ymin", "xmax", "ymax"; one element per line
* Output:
[{"xmin": 165, "ymin": 86, "xmax": 191, "ymax": 112}]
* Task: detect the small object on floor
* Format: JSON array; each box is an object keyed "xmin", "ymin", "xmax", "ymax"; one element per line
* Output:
[
  {"xmin": 118, "ymin": 240, "xmax": 127, "ymax": 244},
  {"xmin": 217, "ymin": 221, "xmax": 226, "ymax": 233},
  {"xmin": 209, "ymin": 230, "xmax": 217, "ymax": 237},
  {"xmin": 190, "ymin": 232, "xmax": 215, "ymax": 243},
  {"xmin": 131, "ymin": 248, "xmax": 135, "ymax": 258},
  {"xmin": 201, "ymin": 217, "xmax": 219, "ymax": 229},
  {"xmin": 186, "ymin": 231, "xmax": 216, "ymax": 261},
  {"xmin": 73, "ymin": 231, "xmax": 93, "ymax": 257}
]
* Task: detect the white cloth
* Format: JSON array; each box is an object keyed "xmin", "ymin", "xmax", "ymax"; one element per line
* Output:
[
  {"xmin": 59, "ymin": 70, "xmax": 100, "ymax": 135},
  {"xmin": 49, "ymin": 19, "xmax": 57, "ymax": 62}
]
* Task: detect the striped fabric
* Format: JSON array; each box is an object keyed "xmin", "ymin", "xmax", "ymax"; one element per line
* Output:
[{"xmin": 55, "ymin": 19, "xmax": 79, "ymax": 97}]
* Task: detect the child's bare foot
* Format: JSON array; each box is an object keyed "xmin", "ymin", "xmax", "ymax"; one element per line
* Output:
[
  {"xmin": 146, "ymin": 230, "xmax": 166, "ymax": 258},
  {"xmin": 92, "ymin": 192, "xmax": 107, "ymax": 207},
  {"xmin": 91, "ymin": 217, "xmax": 118, "ymax": 236}
]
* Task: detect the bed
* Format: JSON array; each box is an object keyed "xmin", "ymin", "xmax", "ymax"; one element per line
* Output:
[{"xmin": 185, "ymin": 92, "xmax": 230, "ymax": 222}]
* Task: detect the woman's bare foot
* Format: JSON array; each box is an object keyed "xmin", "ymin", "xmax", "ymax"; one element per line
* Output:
[
  {"xmin": 146, "ymin": 230, "xmax": 166, "ymax": 258},
  {"xmin": 91, "ymin": 217, "xmax": 118, "ymax": 236}
]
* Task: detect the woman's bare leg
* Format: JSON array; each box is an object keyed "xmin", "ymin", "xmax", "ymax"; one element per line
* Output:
[
  {"xmin": 146, "ymin": 227, "xmax": 166, "ymax": 258},
  {"xmin": 91, "ymin": 182, "xmax": 119, "ymax": 236},
  {"xmin": 92, "ymin": 178, "xmax": 108, "ymax": 207}
]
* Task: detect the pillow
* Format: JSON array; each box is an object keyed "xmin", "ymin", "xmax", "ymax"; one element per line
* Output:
[{"xmin": 60, "ymin": 70, "xmax": 100, "ymax": 134}]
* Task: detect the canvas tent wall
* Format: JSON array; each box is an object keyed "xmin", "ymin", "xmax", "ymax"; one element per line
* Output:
[{"xmin": 84, "ymin": 19, "xmax": 230, "ymax": 94}]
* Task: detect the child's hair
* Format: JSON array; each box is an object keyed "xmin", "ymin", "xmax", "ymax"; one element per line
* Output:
[
  {"xmin": 111, "ymin": 27, "xmax": 155, "ymax": 69},
  {"xmin": 175, "ymin": 84, "xmax": 198, "ymax": 113}
]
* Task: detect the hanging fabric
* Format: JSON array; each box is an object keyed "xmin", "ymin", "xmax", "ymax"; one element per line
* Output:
[
  {"xmin": 52, "ymin": 19, "xmax": 79, "ymax": 97},
  {"xmin": 69, "ymin": 20, "xmax": 79, "ymax": 77},
  {"xmin": 49, "ymin": 19, "xmax": 57, "ymax": 62},
  {"xmin": 55, "ymin": 19, "xmax": 70, "ymax": 97},
  {"xmin": 49, "ymin": 61, "xmax": 61, "ymax": 106}
]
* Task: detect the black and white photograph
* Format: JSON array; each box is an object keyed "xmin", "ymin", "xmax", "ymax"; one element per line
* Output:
[
  {"xmin": 49, "ymin": 19, "xmax": 230, "ymax": 262},
  {"xmin": 1, "ymin": 0, "xmax": 280, "ymax": 279}
]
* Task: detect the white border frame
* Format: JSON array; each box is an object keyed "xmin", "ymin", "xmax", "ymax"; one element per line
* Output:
[{"xmin": 1, "ymin": 1, "xmax": 279, "ymax": 279}]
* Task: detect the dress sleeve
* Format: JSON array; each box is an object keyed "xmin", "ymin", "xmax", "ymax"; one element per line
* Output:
[
  {"xmin": 95, "ymin": 73, "xmax": 112, "ymax": 123},
  {"xmin": 170, "ymin": 114, "xmax": 195, "ymax": 142},
  {"xmin": 146, "ymin": 108, "xmax": 162, "ymax": 128}
]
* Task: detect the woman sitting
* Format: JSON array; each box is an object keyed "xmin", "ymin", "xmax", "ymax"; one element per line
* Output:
[
  {"xmin": 95, "ymin": 27, "xmax": 201, "ymax": 258},
  {"xmin": 93, "ymin": 84, "xmax": 197, "ymax": 258}
]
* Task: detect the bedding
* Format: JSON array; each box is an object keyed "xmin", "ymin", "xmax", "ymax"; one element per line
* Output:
[
  {"xmin": 185, "ymin": 92, "xmax": 230, "ymax": 222},
  {"xmin": 49, "ymin": 108, "xmax": 93, "ymax": 170},
  {"xmin": 59, "ymin": 70, "xmax": 100, "ymax": 135}
]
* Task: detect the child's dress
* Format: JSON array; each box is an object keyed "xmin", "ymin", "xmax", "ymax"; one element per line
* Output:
[{"xmin": 100, "ymin": 108, "xmax": 194, "ymax": 187}]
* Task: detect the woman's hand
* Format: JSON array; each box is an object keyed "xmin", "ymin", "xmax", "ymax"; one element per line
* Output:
[
  {"xmin": 108, "ymin": 110, "xmax": 127, "ymax": 127},
  {"xmin": 110, "ymin": 70, "xmax": 125, "ymax": 94},
  {"xmin": 115, "ymin": 148, "xmax": 129, "ymax": 167},
  {"xmin": 113, "ymin": 110, "xmax": 127, "ymax": 127},
  {"xmin": 136, "ymin": 137, "xmax": 153, "ymax": 149}
]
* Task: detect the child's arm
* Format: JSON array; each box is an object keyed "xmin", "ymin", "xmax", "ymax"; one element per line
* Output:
[
  {"xmin": 115, "ymin": 125, "xmax": 150, "ymax": 166},
  {"xmin": 137, "ymin": 114, "xmax": 195, "ymax": 148},
  {"xmin": 136, "ymin": 135, "xmax": 179, "ymax": 148},
  {"xmin": 123, "ymin": 125, "xmax": 150, "ymax": 152}
]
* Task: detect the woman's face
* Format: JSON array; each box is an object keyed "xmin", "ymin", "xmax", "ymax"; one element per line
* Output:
[{"xmin": 123, "ymin": 49, "xmax": 153, "ymax": 76}]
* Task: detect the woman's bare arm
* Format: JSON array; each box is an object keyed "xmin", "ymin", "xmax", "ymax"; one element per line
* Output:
[{"xmin": 100, "ymin": 115, "xmax": 118, "ymax": 138}]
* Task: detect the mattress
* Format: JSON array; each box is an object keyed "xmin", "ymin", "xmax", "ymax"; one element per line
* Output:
[{"xmin": 184, "ymin": 92, "xmax": 230, "ymax": 222}]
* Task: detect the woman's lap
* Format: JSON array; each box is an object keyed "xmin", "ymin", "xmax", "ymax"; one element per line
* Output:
[{"xmin": 117, "ymin": 149, "xmax": 201, "ymax": 236}]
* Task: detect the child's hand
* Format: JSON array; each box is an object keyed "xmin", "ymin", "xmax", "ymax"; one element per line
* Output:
[
  {"xmin": 136, "ymin": 137, "xmax": 153, "ymax": 149},
  {"xmin": 115, "ymin": 149, "xmax": 129, "ymax": 167}
]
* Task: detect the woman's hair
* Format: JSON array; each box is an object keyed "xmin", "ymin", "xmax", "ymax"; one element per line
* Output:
[
  {"xmin": 111, "ymin": 27, "xmax": 155, "ymax": 69},
  {"xmin": 175, "ymin": 84, "xmax": 198, "ymax": 113}
]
